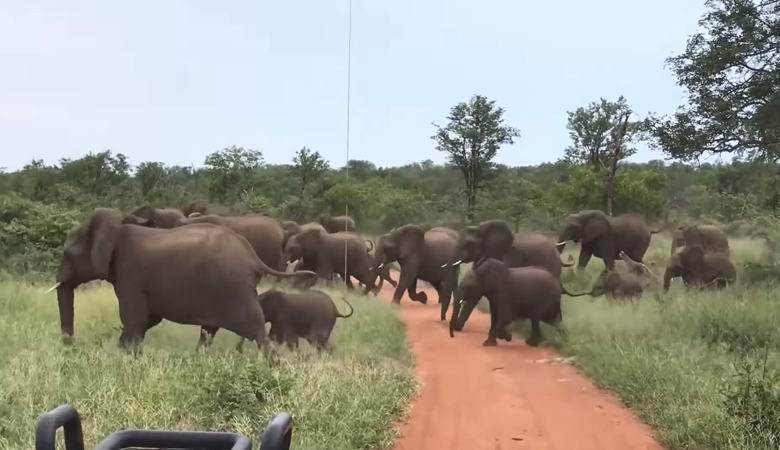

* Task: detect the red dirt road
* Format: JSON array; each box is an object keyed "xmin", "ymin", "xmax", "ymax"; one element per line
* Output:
[{"xmin": 384, "ymin": 283, "xmax": 664, "ymax": 450}]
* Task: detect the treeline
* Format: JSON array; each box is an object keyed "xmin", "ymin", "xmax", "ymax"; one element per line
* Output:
[{"xmin": 2, "ymin": 145, "xmax": 780, "ymax": 274}]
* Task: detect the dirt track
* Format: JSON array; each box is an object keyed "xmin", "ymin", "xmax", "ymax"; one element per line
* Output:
[{"xmin": 383, "ymin": 283, "xmax": 664, "ymax": 450}]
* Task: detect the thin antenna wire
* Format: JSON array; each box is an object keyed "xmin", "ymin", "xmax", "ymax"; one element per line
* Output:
[{"xmin": 343, "ymin": 0, "xmax": 352, "ymax": 285}]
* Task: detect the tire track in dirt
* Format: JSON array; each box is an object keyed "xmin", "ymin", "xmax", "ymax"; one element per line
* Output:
[{"xmin": 383, "ymin": 282, "xmax": 664, "ymax": 450}]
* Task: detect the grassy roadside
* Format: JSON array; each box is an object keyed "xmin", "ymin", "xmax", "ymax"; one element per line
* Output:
[
  {"xmin": 553, "ymin": 235, "xmax": 780, "ymax": 450},
  {"xmin": 0, "ymin": 279, "xmax": 415, "ymax": 449}
]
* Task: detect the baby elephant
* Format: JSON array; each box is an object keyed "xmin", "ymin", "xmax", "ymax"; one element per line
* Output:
[
  {"xmin": 590, "ymin": 251, "xmax": 658, "ymax": 299},
  {"xmin": 259, "ymin": 289, "xmax": 353, "ymax": 349}
]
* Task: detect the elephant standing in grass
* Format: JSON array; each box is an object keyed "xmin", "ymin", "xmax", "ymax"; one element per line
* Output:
[
  {"xmin": 283, "ymin": 227, "xmax": 376, "ymax": 291},
  {"xmin": 670, "ymin": 225, "xmax": 729, "ymax": 256},
  {"xmin": 557, "ymin": 210, "xmax": 657, "ymax": 270},
  {"xmin": 49, "ymin": 209, "xmax": 315, "ymax": 350},
  {"xmin": 320, "ymin": 215, "xmax": 356, "ymax": 233},
  {"xmin": 589, "ymin": 251, "xmax": 659, "ymax": 299},
  {"xmin": 450, "ymin": 259, "xmax": 584, "ymax": 347},
  {"xmin": 447, "ymin": 220, "xmax": 569, "ymax": 278},
  {"xmin": 664, "ymin": 245, "xmax": 736, "ymax": 292},
  {"xmin": 125, "ymin": 210, "xmax": 287, "ymax": 273},
  {"xmin": 374, "ymin": 224, "xmax": 459, "ymax": 321},
  {"xmin": 259, "ymin": 289, "xmax": 353, "ymax": 349}
]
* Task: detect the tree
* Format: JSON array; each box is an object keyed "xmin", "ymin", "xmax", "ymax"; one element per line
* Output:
[
  {"xmin": 204, "ymin": 146, "xmax": 263, "ymax": 202},
  {"xmin": 135, "ymin": 161, "xmax": 167, "ymax": 199},
  {"xmin": 563, "ymin": 97, "xmax": 642, "ymax": 215},
  {"xmin": 291, "ymin": 147, "xmax": 329, "ymax": 196},
  {"xmin": 651, "ymin": 0, "xmax": 780, "ymax": 161},
  {"xmin": 59, "ymin": 150, "xmax": 130, "ymax": 197},
  {"xmin": 432, "ymin": 95, "xmax": 520, "ymax": 220}
]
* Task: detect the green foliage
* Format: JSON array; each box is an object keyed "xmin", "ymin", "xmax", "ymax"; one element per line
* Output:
[
  {"xmin": 564, "ymin": 96, "xmax": 639, "ymax": 169},
  {"xmin": 652, "ymin": 0, "xmax": 780, "ymax": 160},
  {"xmin": 432, "ymin": 95, "xmax": 521, "ymax": 219},
  {"xmin": 722, "ymin": 353, "xmax": 780, "ymax": 449},
  {"xmin": 292, "ymin": 147, "xmax": 329, "ymax": 196},
  {"xmin": 204, "ymin": 146, "xmax": 264, "ymax": 202},
  {"xmin": 59, "ymin": 150, "xmax": 131, "ymax": 197}
]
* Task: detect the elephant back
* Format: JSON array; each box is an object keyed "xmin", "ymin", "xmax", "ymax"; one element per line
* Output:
[
  {"xmin": 227, "ymin": 216, "xmax": 285, "ymax": 271},
  {"xmin": 506, "ymin": 234, "xmax": 562, "ymax": 278},
  {"xmin": 611, "ymin": 215, "xmax": 652, "ymax": 261},
  {"xmin": 424, "ymin": 227, "xmax": 459, "ymax": 266}
]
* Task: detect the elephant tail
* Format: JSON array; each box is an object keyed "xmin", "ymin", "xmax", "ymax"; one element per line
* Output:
[
  {"xmin": 364, "ymin": 239, "xmax": 375, "ymax": 252},
  {"xmin": 560, "ymin": 281, "xmax": 591, "ymax": 297},
  {"xmin": 335, "ymin": 296, "xmax": 354, "ymax": 318}
]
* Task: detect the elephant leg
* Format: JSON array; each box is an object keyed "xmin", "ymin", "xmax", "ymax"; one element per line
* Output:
[
  {"xmin": 485, "ymin": 300, "xmax": 512, "ymax": 347},
  {"xmin": 437, "ymin": 283, "xmax": 454, "ymax": 322},
  {"xmin": 407, "ymin": 282, "xmax": 428, "ymax": 304},
  {"xmin": 197, "ymin": 326, "xmax": 219, "ymax": 350},
  {"xmin": 526, "ymin": 319, "xmax": 542, "ymax": 347},
  {"xmin": 145, "ymin": 315, "xmax": 162, "ymax": 332},
  {"xmin": 577, "ymin": 250, "xmax": 592, "ymax": 269},
  {"xmin": 455, "ymin": 300, "xmax": 476, "ymax": 331},
  {"xmin": 393, "ymin": 268, "xmax": 418, "ymax": 304},
  {"xmin": 603, "ymin": 255, "xmax": 616, "ymax": 271},
  {"xmin": 116, "ymin": 293, "xmax": 149, "ymax": 352}
]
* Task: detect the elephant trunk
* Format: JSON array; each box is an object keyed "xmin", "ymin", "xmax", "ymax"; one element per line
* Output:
[
  {"xmin": 449, "ymin": 299, "xmax": 462, "ymax": 337},
  {"xmin": 56, "ymin": 284, "xmax": 75, "ymax": 341},
  {"xmin": 663, "ymin": 268, "xmax": 672, "ymax": 292}
]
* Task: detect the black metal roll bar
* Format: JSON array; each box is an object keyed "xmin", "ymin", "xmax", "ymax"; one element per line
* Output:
[{"xmin": 35, "ymin": 404, "xmax": 293, "ymax": 450}]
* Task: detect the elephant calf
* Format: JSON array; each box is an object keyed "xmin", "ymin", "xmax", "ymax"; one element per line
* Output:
[
  {"xmin": 664, "ymin": 245, "xmax": 736, "ymax": 291},
  {"xmin": 259, "ymin": 289, "xmax": 353, "ymax": 349},
  {"xmin": 589, "ymin": 251, "xmax": 658, "ymax": 299}
]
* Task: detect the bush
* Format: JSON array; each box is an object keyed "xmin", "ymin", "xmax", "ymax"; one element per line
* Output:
[{"xmin": 722, "ymin": 353, "xmax": 780, "ymax": 449}]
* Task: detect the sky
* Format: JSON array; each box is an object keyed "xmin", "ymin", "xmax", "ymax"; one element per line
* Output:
[{"xmin": 0, "ymin": 1, "xmax": 706, "ymax": 171}]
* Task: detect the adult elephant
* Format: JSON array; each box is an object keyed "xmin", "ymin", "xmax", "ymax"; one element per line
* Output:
[
  {"xmin": 664, "ymin": 245, "xmax": 736, "ymax": 292},
  {"xmin": 369, "ymin": 234, "xmax": 398, "ymax": 294},
  {"xmin": 125, "ymin": 210, "xmax": 286, "ymax": 273},
  {"xmin": 447, "ymin": 220, "xmax": 569, "ymax": 278},
  {"xmin": 283, "ymin": 228, "xmax": 376, "ymax": 292},
  {"xmin": 557, "ymin": 210, "xmax": 656, "ymax": 270},
  {"xmin": 46, "ymin": 209, "xmax": 315, "ymax": 350},
  {"xmin": 375, "ymin": 224, "xmax": 459, "ymax": 321},
  {"xmin": 670, "ymin": 224, "xmax": 729, "ymax": 256},
  {"xmin": 320, "ymin": 215, "xmax": 356, "ymax": 233}
]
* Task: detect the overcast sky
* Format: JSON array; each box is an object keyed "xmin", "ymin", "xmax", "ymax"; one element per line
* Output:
[{"xmin": 0, "ymin": 1, "xmax": 706, "ymax": 171}]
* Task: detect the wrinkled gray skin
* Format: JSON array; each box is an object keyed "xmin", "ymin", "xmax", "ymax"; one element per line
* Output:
[
  {"xmin": 367, "ymin": 234, "xmax": 398, "ymax": 294},
  {"xmin": 54, "ymin": 209, "xmax": 315, "ymax": 351},
  {"xmin": 664, "ymin": 245, "xmax": 736, "ymax": 292},
  {"xmin": 374, "ymin": 224, "xmax": 460, "ymax": 321},
  {"xmin": 284, "ymin": 228, "xmax": 376, "ymax": 292},
  {"xmin": 448, "ymin": 220, "xmax": 568, "ymax": 278},
  {"xmin": 124, "ymin": 210, "xmax": 286, "ymax": 273},
  {"xmin": 450, "ymin": 260, "xmax": 564, "ymax": 347},
  {"xmin": 670, "ymin": 225, "xmax": 730, "ymax": 256},
  {"xmin": 259, "ymin": 289, "xmax": 352, "ymax": 349},
  {"xmin": 590, "ymin": 252, "xmax": 658, "ymax": 299},
  {"xmin": 320, "ymin": 215, "xmax": 356, "ymax": 233},
  {"xmin": 557, "ymin": 210, "xmax": 656, "ymax": 270}
]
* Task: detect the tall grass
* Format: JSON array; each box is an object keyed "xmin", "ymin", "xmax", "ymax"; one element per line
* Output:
[
  {"xmin": 0, "ymin": 279, "xmax": 415, "ymax": 449},
  {"xmin": 555, "ymin": 234, "xmax": 780, "ymax": 450}
]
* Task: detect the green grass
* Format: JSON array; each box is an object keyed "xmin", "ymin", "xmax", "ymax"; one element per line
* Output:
[
  {"xmin": 0, "ymin": 279, "xmax": 415, "ymax": 449},
  {"xmin": 553, "ymin": 234, "xmax": 780, "ymax": 450}
]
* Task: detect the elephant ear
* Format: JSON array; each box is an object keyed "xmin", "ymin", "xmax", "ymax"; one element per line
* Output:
[
  {"xmin": 258, "ymin": 290, "xmax": 285, "ymax": 321},
  {"xmin": 682, "ymin": 246, "xmax": 705, "ymax": 271},
  {"xmin": 299, "ymin": 226, "xmax": 325, "ymax": 250},
  {"xmin": 88, "ymin": 210, "xmax": 120, "ymax": 280},
  {"xmin": 581, "ymin": 212, "xmax": 610, "ymax": 245},
  {"xmin": 474, "ymin": 258, "xmax": 509, "ymax": 291},
  {"xmin": 398, "ymin": 225, "xmax": 426, "ymax": 260}
]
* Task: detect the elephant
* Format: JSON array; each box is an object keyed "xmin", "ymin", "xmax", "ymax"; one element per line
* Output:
[
  {"xmin": 557, "ymin": 210, "xmax": 657, "ymax": 270},
  {"xmin": 47, "ymin": 209, "xmax": 315, "ymax": 350},
  {"xmin": 368, "ymin": 234, "xmax": 398, "ymax": 294},
  {"xmin": 589, "ymin": 251, "xmax": 658, "ymax": 299},
  {"xmin": 374, "ymin": 224, "xmax": 459, "ymax": 321},
  {"xmin": 181, "ymin": 200, "xmax": 208, "ymax": 218},
  {"xmin": 447, "ymin": 220, "xmax": 570, "ymax": 278},
  {"xmin": 670, "ymin": 224, "xmax": 729, "ymax": 256},
  {"xmin": 283, "ymin": 227, "xmax": 376, "ymax": 292},
  {"xmin": 449, "ymin": 259, "xmax": 575, "ymax": 347},
  {"xmin": 128, "ymin": 205, "xmax": 186, "ymax": 228},
  {"xmin": 663, "ymin": 245, "xmax": 736, "ymax": 292},
  {"xmin": 320, "ymin": 215, "xmax": 356, "ymax": 233},
  {"xmin": 259, "ymin": 289, "xmax": 353, "ymax": 349},
  {"xmin": 125, "ymin": 210, "xmax": 287, "ymax": 273}
]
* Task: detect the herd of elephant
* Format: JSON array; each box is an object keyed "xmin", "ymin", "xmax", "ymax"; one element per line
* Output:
[{"xmin": 44, "ymin": 203, "xmax": 737, "ymax": 351}]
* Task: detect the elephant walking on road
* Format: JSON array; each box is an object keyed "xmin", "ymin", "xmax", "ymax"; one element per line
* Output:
[
  {"xmin": 375, "ymin": 225, "xmax": 459, "ymax": 321},
  {"xmin": 557, "ymin": 210, "xmax": 656, "ymax": 270},
  {"xmin": 49, "ymin": 209, "xmax": 315, "ymax": 351}
]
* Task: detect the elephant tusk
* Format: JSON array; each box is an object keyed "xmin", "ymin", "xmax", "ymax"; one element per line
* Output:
[
  {"xmin": 377, "ymin": 263, "xmax": 384, "ymax": 269},
  {"xmin": 556, "ymin": 241, "xmax": 567, "ymax": 246},
  {"xmin": 44, "ymin": 282, "xmax": 61, "ymax": 294},
  {"xmin": 451, "ymin": 260, "xmax": 462, "ymax": 266},
  {"xmin": 440, "ymin": 263, "xmax": 449, "ymax": 268}
]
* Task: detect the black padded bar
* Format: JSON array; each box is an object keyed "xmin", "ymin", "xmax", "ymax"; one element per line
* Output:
[
  {"xmin": 35, "ymin": 404, "xmax": 85, "ymax": 450},
  {"xmin": 260, "ymin": 413, "xmax": 293, "ymax": 450},
  {"xmin": 93, "ymin": 430, "xmax": 252, "ymax": 450}
]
